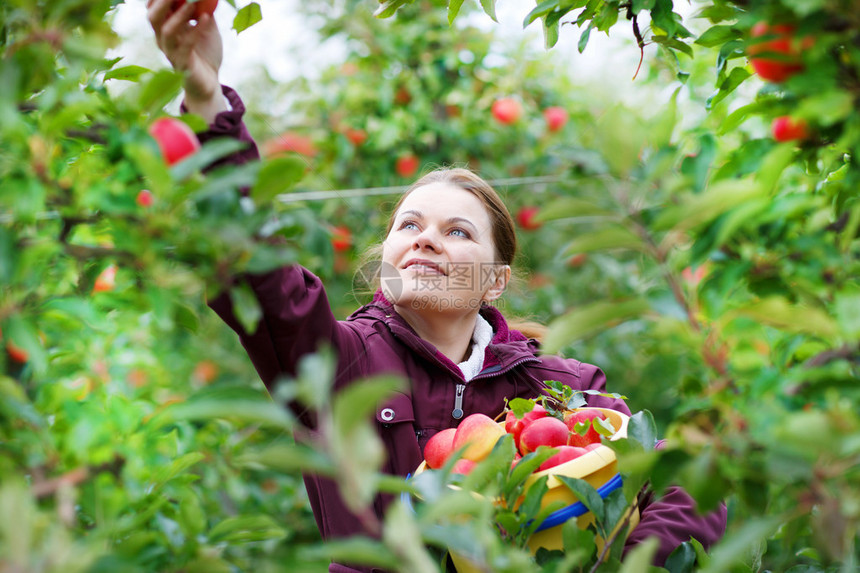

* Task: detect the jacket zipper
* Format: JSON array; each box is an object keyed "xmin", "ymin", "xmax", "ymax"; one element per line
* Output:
[
  {"xmin": 452, "ymin": 383, "xmax": 465, "ymax": 419},
  {"xmin": 471, "ymin": 356, "xmax": 540, "ymax": 381}
]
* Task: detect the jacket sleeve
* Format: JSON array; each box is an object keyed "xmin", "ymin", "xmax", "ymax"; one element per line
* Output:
[
  {"xmin": 193, "ymin": 87, "xmax": 366, "ymax": 426},
  {"xmin": 622, "ymin": 440, "xmax": 728, "ymax": 565}
]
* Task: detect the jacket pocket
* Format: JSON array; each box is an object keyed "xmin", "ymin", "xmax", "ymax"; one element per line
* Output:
[
  {"xmin": 375, "ymin": 392, "xmax": 422, "ymax": 477},
  {"xmin": 376, "ymin": 391, "xmax": 415, "ymax": 426}
]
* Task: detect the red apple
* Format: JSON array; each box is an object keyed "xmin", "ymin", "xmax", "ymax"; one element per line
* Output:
[
  {"xmin": 567, "ymin": 253, "xmax": 588, "ymax": 268},
  {"xmin": 2, "ymin": 326, "xmax": 28, "ymax": 364},
  {"xmin": 538, "ymin": 445, "xmax": 589, "ymax": 472},
  {"xmin": 748, "ymin": 21, "xmax": 810, "ymax": 83},
  {"xmin": 771, "ymin": 116, "xmax": 810, "ymax": 142},
  {"xmin": 394, "ymin": 86, "xmax": 412, "ymax": 106},
  {"xmin": 395, "ymin": 154, "xmax": 420, "ymax": 178},
  {"xmin": 330, "ymin": 226, "xmax": 352, "ymax": 252},
  {"xmin": 171, "ymin": 0, "xmax": 218, "ymax": 20},
  {"xmin": 192, "ymin": 360, "xmax": 219, "ymax": 384},
  {"xmin": 519, "ymin": 416, "xmax": 570, "ymax": 455},
  {"xmin": 565, "ymin": 409, "xmax": 607, "ymax": 447},
  {"xmin": 263, "ymin": 132, "xmax": 317, "ymax": 158},
  {"xmin": 504, "ymin": 404, "xmax": 547, "ymax": 451},
  {"xmin": 93, "ymin": 265, "xmax": 117, "ymax": 294},
  {"xmin": 543, "ymin": 106, "xmax": 568, "ymax": 132},
  {"xmin": 345, "ymin": 128, "xmax": 367, "ymax": 146},
  {"xmin": 148, "ymin": 117, "xmax": 201, "ymax": 166},
  {"xmin": 136, "ymin": 189, "xmax": 153, "ymax": 208},
  {"xmin": 516, "ymin": 206, "xmax": 542, "ymax": 231},
  {"xmin": 424, "ymin": 428, "xmax": 457, "ymax": 469},
  {"xmin": 452, "ymin": 413, "xmax": 506, "ymax": 462},
  {"xmin": 491, "ymin": 98, "xmax": 522, "ymax": 125},
  {"xmin": 451, "ymin": 459, "xmax": 476, "ymax": 475}
]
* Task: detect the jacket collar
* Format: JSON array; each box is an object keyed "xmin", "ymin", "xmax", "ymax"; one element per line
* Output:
[{"xmin": 349, "ymin": 290, "xmax": 539, "ymax": 377}]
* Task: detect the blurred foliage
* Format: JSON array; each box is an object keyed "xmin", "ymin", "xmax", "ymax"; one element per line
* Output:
[{"xmin": 1, "ymin": 0, "xmax": 859, "ymax": 571}]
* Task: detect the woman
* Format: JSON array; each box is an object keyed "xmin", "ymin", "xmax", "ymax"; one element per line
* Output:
[{"xmin": 147, "ymin": 2, "xmax": 727, "ymax": 571}]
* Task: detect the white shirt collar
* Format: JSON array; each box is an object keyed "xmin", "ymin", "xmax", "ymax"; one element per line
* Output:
[{"xmin": 457, "ymin": 314, "xmax": 494, "ymax": 382}]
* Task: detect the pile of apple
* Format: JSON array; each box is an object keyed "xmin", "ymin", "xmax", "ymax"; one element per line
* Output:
[{"xmin": 423, "ymin": 402, "xmax": 613, "ymax": 475}]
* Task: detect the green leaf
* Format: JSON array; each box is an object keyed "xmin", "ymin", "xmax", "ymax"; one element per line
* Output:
[
  {"xmin": 298, "ymin": 538, "xmax": 399, "ymax": 570},
  {"xmin": 150, "ymin": 452, "xmax": 206, "ymax": 489},
  {"xmin": 138, "ymin": 69, "xmax": 184, "ymax": 115},
  {"xmin": 834, "ymin": 288, "xmax": 860, "ymax": 340},
  {"xmin": 562, "ymin": 226, "xmax": 649, "ymax": 256},
  {"xmin": 230, "ymin": 282, "xmax": 262, "ymax": 335},
  {"xmin": 725, "ymin": 297, "xmax": 839, "ymax": 338},
  {"xmin": 706, "ymin": 67, "xmax": 751, "ymax": 110},
  {"xmin": 556, "ymin": 476, "xmax": 604, "ymax": 528},
  {"xmin": 447, "ymin": 0, "xmax": 465, "ymax": 25},
  {"xmin": 166, "ymin": 136, "xmax": 250, "ymax": 181},
  {"xmin": 479, "ymin": 0, "xmax": 497, "ymax": 22},
  {"xmin": 374, "ymin": 0, "xmax": 411, "ymax": 18},
  {"xmin": 523, "ymin": 0, "xmax": 559, "ymax": 27},
  {"xmin": 333, "ymin": 377, "xmax": 404, "ymax": 436},
  {"xmin": 234, "ymin": 443, "xmax": 336, "ymax": 476},
  {"xmin": 653, "ymin": 178, "xmax": 764, "ymax": 232},
  {"xmin": 544, "ymin": 19, "xmax": 560, "ymax": 49},
  {"xmin": 718, "ymin": 101, "xmax": 767, "ymax": 135},
  {"xmin": 694, "ymin": 25, "xmax": 741, "ymax": 48},
  {"xmin": 251, "ymin": 155, "xmax": 307, "ymax": 203},
  {"xmin": 232, "ymin": 2, "xmax": 262, "ymax": 33},
  {"xmin": 619, "ymin": 537, "xmax": 660, "ymax": 572},
  {"xmin": 698, "ymin": 516, "xmax": 784, "ymax": 573},
  {"xmin": 533, "ymin": 197, "xmax": 614, "ymax": 222},
  {"xmin": 382, "ymin": 503, "xmax": 438, "ymax": 573},
  {"xmin": 208, "ymin": 515, "xmax": 287, "ymax": 543},
  {"xmin": 543, "ymin": 299, "xmax": 651, "ymax": 354},
  {"xmin": 578, "ymin": 22, "xmax": 593, "ymax": 53},
  {"xmin": 151, "ymin": 386, "xmax": 293, "ymax": 429},
  {"xmin": 103, "ymin": 65, "xmax": 150, "ymax": 82}
]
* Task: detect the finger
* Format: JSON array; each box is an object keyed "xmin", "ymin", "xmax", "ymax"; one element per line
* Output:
[{"xmin": 146, "ymin": 0, "xmax": 174, "ymax": 31}]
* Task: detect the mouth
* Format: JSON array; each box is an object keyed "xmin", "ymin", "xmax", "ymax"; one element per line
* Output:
[{"xmin": 403, "ymin": 259, "xmax": 446, "ymax": 276}]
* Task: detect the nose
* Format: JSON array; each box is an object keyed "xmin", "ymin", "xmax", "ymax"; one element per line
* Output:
[{"xmin": 412, "ymin": 227, "xmax": 442, "ymax": 253}]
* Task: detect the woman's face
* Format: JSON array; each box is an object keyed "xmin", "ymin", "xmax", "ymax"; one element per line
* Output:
[{"xmin": 381, "ymin": 182, "xmax": 509, "ymax": 316}]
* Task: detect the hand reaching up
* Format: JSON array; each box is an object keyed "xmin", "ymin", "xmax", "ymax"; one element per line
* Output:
[{"xmin": 147, "ymin": 0, "xmax": 227, "ymax": 122}]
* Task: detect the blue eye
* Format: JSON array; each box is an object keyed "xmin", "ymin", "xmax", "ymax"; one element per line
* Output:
[{"xmin": 450, "ymin": 228, "xmax": 469, "ymax": 238}]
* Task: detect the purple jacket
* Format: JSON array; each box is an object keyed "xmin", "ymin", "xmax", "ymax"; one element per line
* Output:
[{"xmin": 202, "ymin": 86, "xmax": 727, "ymax": 572}]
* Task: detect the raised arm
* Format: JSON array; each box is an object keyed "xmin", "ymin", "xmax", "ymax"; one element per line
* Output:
[{"xmin": 146, "ymin": 0, "xmax": 227, "ymax": 123}]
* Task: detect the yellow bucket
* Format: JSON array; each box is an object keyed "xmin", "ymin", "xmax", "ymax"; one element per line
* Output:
[{"xmin": 405, "ymin": 408, "xmax": 639, "ymax": 572}]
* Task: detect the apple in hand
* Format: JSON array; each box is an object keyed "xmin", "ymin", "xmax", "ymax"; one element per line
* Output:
[
  {"xmin": 565, "ymin": 409, "xmax": 607, "ymax": 447},
  {"xmin": 452, "ymin": 413, "xmax": 506, "ymax": 462},
  {"xmin": 424, "ymin": 428, "xmax": 457, "ymax": 469},
  {"xmin": 519, "ymin": 416, "xmax": 570, "ymax": 455},
  {"xmin": 771, "ymin": 116, "xmax": 810, "ymax": 142},
  {"xmin": 538, "ymin": 445, "xmax": 589, "ymax": 472},
  {"xmin": 543, "ymin": 106, "xmax": 568, "ymax": 132},
  {"xmin": 171, "ymin": 0, "xmax": 218, "ymax": 20},
  {"xmin": 491, "ymin": 98, "xmax": 522, "ymax": 125},
  {"xmin": 149, "ymin": 117, "xmax": 201, "ymax": 166}
]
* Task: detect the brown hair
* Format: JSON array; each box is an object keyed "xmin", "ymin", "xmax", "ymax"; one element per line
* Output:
[{"xmin": 382, "ymin": 167, "xmax": 547, "ymax": 342}]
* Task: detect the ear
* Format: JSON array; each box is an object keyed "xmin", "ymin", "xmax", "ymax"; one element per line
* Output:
[{"xmin": 483, "ymin": 265, "xmax": 510, "ymax": 303}]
